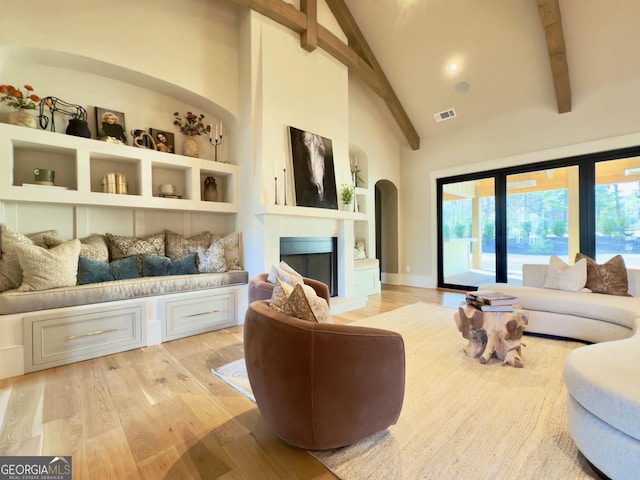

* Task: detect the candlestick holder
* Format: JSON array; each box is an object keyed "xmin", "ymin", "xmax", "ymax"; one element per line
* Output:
[
  {"xmin": 283, "ymin": 168, "xmax": 287, "ymax": 205},
  {"xmin": 275, "ymin": 176, "xmax": 279, "ymax": 205},
  {"xmin": 209, "ymin": 134, "xmax": 223, "ymax": 162}
]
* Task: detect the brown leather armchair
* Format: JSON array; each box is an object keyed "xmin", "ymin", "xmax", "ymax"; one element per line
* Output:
[
  {"xmin": 244, "ymin": 300, "xmax": 405, "ymax": 450},
  {"xmin": 248, "ymin": 272, "xmax": 330, "ymax": 305}
]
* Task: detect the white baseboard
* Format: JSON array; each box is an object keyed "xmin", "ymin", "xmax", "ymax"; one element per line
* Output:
[{"xmin": 381, "ymin": 272, "xmax": 400, "ymax": 285}]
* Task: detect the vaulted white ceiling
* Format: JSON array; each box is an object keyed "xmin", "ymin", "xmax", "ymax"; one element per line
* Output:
[{"xmin": 343, "ymin": 0, "xmax": 640, "ymax": 148}]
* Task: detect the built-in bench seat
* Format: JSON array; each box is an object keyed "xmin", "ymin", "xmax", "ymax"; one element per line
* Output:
[{"xmin": 0, "ymin": 270, "xmax": 248, "ymax": 315}]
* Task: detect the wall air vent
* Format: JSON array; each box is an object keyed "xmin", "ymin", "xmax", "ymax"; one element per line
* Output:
[{"xmin": 434, "ymin": 108, "xmax": 457, "ymax": 122}]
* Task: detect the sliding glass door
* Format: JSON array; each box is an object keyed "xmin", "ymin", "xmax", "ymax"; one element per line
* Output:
[
  {"xmin": 437, "ymin": 145, "xmax": 640, "ymax": 290},
  {"xmin": 506, "ymin": 166, "xmax": 579, "ymax": 282},
  {"xmin": 441, "ymin": 178, "xmax": 495, "ymax": 288},
  {"xmin": 595, "ymin": 156, "xmax": 640, "ymax": 268}
]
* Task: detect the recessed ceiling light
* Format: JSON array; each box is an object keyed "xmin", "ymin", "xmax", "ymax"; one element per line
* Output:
[{"xmin": 448, "ymin": 63, "xmax": 458, "ymax": 72}]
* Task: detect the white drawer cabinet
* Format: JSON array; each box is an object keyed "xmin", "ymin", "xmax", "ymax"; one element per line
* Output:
[
  {"xmin": 353, "ymin": 259, "xmax": 381, "ymax": 296},
  {"xmin": 161, "ymin": 291, "xmax": 236, "ymax": 341},
  {"xmin": 24, "ymin": 303, "xmax": 146, "ymax": 373}
]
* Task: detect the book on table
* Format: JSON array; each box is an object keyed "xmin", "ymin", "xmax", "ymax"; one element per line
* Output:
[
  {"xmin": 466, "ymin": 290, "xmax": 518, "ymax": 306},
  {"xmin": 465, "ymin": 297, "xmax": 515, "ymax": 312}
]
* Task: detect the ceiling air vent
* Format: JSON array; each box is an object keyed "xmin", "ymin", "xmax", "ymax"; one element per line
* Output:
[{"xmin": 434, "ymin": 108, "xmax": 457, "ymax": 122}]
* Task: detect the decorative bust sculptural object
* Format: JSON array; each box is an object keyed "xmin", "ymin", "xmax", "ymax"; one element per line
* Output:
[{"xmin": 203, "ymin": 176, "xmax": 218, "ymax": 202}]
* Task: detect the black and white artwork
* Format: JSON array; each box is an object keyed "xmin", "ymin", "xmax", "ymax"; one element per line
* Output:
[
  {"xmin": 289, "ymin": 126, "xmax": 338, "ymax": 209},
  {"xmin": 96, "ymin": 107, "xmax": 127, "ymax": 144}
]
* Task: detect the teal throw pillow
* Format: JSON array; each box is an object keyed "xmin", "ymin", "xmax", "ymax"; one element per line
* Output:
[
  {"xmin": 78, "ymin": 255, "xmax": 140, "ymax": 285},
  {"xmin": 141, "ymin": 253, "xmax": 198, "ymax": 277}
]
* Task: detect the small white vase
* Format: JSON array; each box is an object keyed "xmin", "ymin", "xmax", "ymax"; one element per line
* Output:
[
  {"xmin": 342, "ymin": 203, "xmax": 354, "ymax": 212},
  {"xmin": 183, "ymin": 137, "xmax": 199, "ymax": 158},
  {"xmin": 8, "ymin": 109, "xmax": 37, "ymax": 128}
]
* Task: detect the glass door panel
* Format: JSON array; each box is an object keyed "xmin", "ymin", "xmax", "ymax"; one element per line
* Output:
[
  {"xmin": 506, "ymin": 166, "xmax": 579, "ymax": 283},
  {"xmin": 595, "ymin": 157, "xmax": 640, "ymax": 268},
  {"xmin": 442, "ymin": 178, "xmax": 495, "ymax": 287}
]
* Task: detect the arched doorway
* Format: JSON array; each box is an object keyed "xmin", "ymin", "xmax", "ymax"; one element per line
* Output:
[{"xmin": 375, "ymin": 179, "xmax": 399, "ymax": 284}]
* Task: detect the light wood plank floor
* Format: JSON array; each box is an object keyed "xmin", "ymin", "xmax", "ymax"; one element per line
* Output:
[{"xmin": 0, "ymin": 285, "xmax": 465, "ymax": 479}]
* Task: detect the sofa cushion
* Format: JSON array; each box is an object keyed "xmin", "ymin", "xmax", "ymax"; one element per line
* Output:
[
  {"xmin": 0, "ymin": 270, "xmax": 249, "ymax": 315},
  {"xmin": 14, "ymin": 240, "xmax": 81, "ymax": 292},
  {"xmin": 77, "ymin": 255, "xmax": 140, "ymax": 285},
  {"xmin": 575, "ymin": 253, "xmax": 631, "ymax": 297},
  {"xmin": 141, "ymin": 253, "xmax": 198, "ymax": 276},
  {"xmin": 484, "ymin": 283, "xmax": 638, "ymax": 330},
  {"xmin": 543, "ymin": 255, "xmax": 587, "ymax": 292}
]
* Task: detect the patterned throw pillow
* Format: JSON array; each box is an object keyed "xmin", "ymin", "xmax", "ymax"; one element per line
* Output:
[
  {"xmin": 45, "ymin": 234, "xmax": 109, "ymax": 263},
  {"xmin": 575, "ymin": 253, "xmax": 631, "ymax": 296},
  {"xmin": 0, "ymin": 253, "xmax": 23, "ymax": 292},
  {"xmin": 1, "ymin": 225, "xmax": 59, "ymax": 291},
  {"xmin": 165, "ymin": 230, "xmax": 211, "ymax": 260},
  {"xmin": 222, "ymin": 232, "xmax": 242, "ymax": 270},
  {"xmin": 270, "ymin": 277, "xmax": 295, "ymax": 310},
  {"xmin": 281, "ymin": 284, "xmax": 318, "ymax": 322},
  {"xmin": 106, "ymin": 232, "xmax": 165, "ymax": 260},
  {"xmin": 195, "ymin": 238, "xmax": 227, "ymax": 273},
  {"xmin": 14, "ymin": 239, "xmax": 81, "ymax": 292}
]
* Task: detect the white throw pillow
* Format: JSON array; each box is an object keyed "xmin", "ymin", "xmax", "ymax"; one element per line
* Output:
[
  {"xmin": 267, "ymin": 262, "xmax": 303, "ymax": 285},
  {"xmin": 543, "ymin": 255, "xmax": 587, "ymax": 292}
]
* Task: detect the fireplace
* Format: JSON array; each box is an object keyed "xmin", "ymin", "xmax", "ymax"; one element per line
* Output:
[{"xmin": 280, "ymin": 237, "xmax": 338, "ymax": 297}]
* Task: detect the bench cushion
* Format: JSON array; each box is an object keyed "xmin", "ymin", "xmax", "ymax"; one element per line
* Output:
[{"xmin": 0, "ymin": 270, "xmax": 248, "ymax": 315}]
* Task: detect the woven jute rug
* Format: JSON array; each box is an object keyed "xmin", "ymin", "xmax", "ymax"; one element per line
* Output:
[{"xmin": 310, "ymin": 302, "xmax": 600, "ymax": 480}]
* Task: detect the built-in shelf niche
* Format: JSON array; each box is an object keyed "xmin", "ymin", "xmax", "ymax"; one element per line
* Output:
[{"xmin": 12, "ymin": 140, "xmax": 78, "ymax": 190}]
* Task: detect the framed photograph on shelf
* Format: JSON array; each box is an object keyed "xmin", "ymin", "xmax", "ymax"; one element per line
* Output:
[
  {"xmin": 288, "ymin": 126, "xmax": 338, "ymax": 210},
  {"xmin": 95, "ymin": 107, "xmax": 127, "ymax": 144},
  {"xmin": 150, "ymin": 128, "xmax": 175, "ymax": 154}
]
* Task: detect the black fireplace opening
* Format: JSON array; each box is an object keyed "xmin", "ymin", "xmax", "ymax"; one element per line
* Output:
[{"xmin": 280, "ymin": 237, "xmax": 338, "ymax": 297}]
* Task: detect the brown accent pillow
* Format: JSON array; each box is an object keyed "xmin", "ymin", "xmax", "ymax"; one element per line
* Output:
[{"xmin": 574, "ymin": 253, "xmax": 631, "ymax": 296}]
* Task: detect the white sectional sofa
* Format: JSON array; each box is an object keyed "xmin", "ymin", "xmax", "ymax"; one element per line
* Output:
[{"xmin": 487, "ymin": 265, "xmax": 640, "ymax": 480}]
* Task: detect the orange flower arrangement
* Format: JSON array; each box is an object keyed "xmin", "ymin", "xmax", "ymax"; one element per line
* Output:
[{"xmin": 0, "ymin": 84, "xmax": 41, "ymax": 110}]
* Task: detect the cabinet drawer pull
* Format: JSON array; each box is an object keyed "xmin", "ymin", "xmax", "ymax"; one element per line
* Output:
[
  {"xmin": 65, "ymin": 328, "xmax": 121, "ymax": 340},
  {"xmin": 184, "ymin": 309, "xmax": 222, "ymax": 318}
]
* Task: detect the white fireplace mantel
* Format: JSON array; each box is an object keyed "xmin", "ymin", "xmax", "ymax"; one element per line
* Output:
[{"xmin": 256, "ymin": 206, "xmax": 368, "ymax": 314}]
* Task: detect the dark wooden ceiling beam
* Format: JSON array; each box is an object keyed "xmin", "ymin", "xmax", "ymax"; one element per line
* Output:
[
  {"xmin": 222, "ymin": 0, "xmax": 421, "ymax": 150},
  {"xmin": 536, "ymin": 0, "xmax": 572, "ymax": 113}
]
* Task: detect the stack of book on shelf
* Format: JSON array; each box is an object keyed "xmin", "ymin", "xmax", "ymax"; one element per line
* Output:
[{"xmin": 465, "ymin": 291, "xmax": 519, "ymax": 312}]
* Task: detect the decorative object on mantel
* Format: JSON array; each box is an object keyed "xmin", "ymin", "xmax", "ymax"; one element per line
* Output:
[
  {"xmin": 340, "ymin": 184, "xmax": 354, "ymax": 212},
  {"xmin": 209, "ymin": 120, "xmax": 223, "ymax": 162},
  {"xmin": 173, "ymin": 111, "xmax": 211, "ymax": 158},
  {"xmin": 289, "ymin": 126, "xmax": 338, "ymax": 209},
  {"xmin": 131, "ymin": 129, "xmax": 156, "ymax": 149},
  {"xmin": 203, "ymin": 176, "xmax": 218, "ymax": 202},
  {"xmin": 38, "ymin": 96, "xmax": 90, "ymax": 137},
  {"xmin": 150, "ymin": 128, "xmax": 174, "ymax": 153},
  {"xmin": 96, "ymin": 107, "xmax": 127, "ymax": 144},
  {"xmin": 0, "ymin": 84, "xmax": 41, "ymax": 128}
]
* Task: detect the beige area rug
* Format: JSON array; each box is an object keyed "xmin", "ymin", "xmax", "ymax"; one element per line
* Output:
[{"xmin": 214, "ymin": 302, "xmax": 599, "ymax": 480}]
